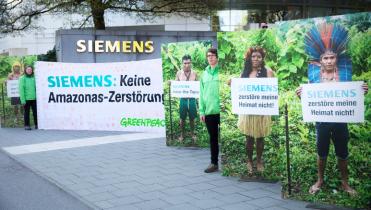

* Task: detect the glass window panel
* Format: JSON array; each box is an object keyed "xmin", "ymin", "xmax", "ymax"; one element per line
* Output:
[
  {"xmin": 307, "ymin": 0, "xmax": 334, "ymax": 5},
  {"xmin": 337, "ymin": 8, "xmax": 362, "ymax": 15},
  {"xmin": 308, "ymin": 7, "xmax": 335, "ymax": 18},
  {"xmin": 217, "ymin": 10, "xmax": 231, "ymax": 31},
  {"xmin": 231, "ymin": 10, "xmax": 248, "ymax": 26},
  {"xmin": 284, "ymin": 6, "xmax": 302, "ymax": 20}
]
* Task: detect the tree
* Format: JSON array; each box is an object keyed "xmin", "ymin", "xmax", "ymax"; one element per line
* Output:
[
  {"xmin": 0, "ymin": 0, "xmax": 223, "ymax": 33},
  {"xmin": 37, "ymin": 46, "xmax": 57, "ymax": 62}
]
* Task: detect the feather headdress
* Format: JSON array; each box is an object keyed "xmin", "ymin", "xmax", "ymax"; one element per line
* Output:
[{"xmin": 304, "ymin": 23, "xmax": 352, "ymax": 83}]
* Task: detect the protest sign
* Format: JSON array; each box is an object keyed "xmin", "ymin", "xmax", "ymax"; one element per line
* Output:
[
  {"xmin": 231, "ymin": 78, "xmax": 279, "ymax": 115},
  {"xmin": 301, "ymin": 81, "xmax": 364, "ymax": 122},
  {"xmin": 170, "ymin": 81, "xmax": 200, "ymax": 98},
  {"xmin": 35, "ymin": 60, "xmax": 165, "ymax": 133},
  {"xmin": 6, "ymin": 80, "xmax": 19, "ymax": 97}
]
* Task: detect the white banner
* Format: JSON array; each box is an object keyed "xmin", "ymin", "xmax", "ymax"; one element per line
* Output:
[
  {"xmin": 7, "ymin": 80, "xmax": 19, "ymax": 97},
  {"xmin": 170, "ymin": 81, "xmax": 200, "ymax": 98},
  {"xmin": 231, "ymin": 78, "xmax": 279, "ymax": 115},
  {"xmin": 301, "ymin": 82, "xmax": 364, "ymax": 123},
  {"xmin": 35, "ymin": 60, "xmax": 165, "ymax": 133}
]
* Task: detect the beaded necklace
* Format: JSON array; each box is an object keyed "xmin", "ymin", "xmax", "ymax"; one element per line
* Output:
[
  {"xmin": 321, "ymin": 68, "xmax": 337, "ymax": 82},
  {"xmin": 184, "ymin": 70, "xmax": 191, "ymax": 81}
]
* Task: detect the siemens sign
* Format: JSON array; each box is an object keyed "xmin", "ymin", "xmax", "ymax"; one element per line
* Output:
[{"xmin": 76, "ymin": 40, "xmax": 154, "ymax": 53}]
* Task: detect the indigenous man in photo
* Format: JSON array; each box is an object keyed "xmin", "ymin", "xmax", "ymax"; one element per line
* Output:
[
  {"xmin": 297, "ymin": 23, "xmax": 368, "ymax": 195},
  {"xmin": 175, "ymin": 55, "xmax": 198, "ymax": 143}
]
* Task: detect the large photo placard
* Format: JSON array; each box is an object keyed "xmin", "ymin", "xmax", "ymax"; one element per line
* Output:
[
  {"xmin": 35, "ymin": 60, "xmax": 165, "ymax": 133},
  {"xmin": 301, "ymin": 81, "xmax": 364, "ymax": 123},
  {"xmin": 161, "ymin": 40, "xmax": 212, "ymax": 146},
  {"xmin": 231, "ymin": 78, "xmax": 279, "ymax": 115}
]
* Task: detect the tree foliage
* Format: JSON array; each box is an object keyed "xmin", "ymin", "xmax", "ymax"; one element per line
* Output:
[
  {"xmin": 0, "ymin": 0, "xmax": 223, "ymax": 33},
  {"xmin": 37, "ymin": 47, "xmax": 57, "ymax": 62},
  {"xmin": 0, "ymin": 55, "xmax": 37, "ymax": 77}
]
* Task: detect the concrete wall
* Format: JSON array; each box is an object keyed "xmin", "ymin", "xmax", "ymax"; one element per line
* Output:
[{"xmin": 56, "ymin": 30, "xmax": 217, "ymax": 63}]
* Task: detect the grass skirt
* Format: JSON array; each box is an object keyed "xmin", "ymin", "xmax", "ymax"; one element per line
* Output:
[{"xmin": 237, "ymin": 115, "xmax": 272, "ymax": 138}]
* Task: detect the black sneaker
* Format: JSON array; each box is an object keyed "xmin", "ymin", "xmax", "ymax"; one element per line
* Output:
[
  {"xmin": 24, "ymin": 126, "xmax": 32, "ymax": 130},
  {"xmin": 204, "ymin": 164, "xmax": 218, "ymax": 173}
]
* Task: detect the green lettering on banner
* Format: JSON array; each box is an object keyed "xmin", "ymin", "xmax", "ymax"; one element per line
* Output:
[
  {"xmin": 120, "ymin": 118, "xmax": 127, "ymax": 127},
  {"xmin": 120, "ymin": 117, "xmax": 165, "ymax": 127},
  {"xmin": 138, "ymin": 118, "xmax": 144, "ymax": 126}
]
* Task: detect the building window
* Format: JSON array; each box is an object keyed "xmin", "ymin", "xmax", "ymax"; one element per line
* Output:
[{"xmin": 307, "ymin": 7, "xmax": 335, "ymax": 18}]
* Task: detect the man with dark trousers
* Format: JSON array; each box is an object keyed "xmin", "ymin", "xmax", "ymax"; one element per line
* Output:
[
  {"xmin": 297, "ymin": 23, "xmax": 368, "ymax": 195},
  {"xmin": 199, "ymin": 48, "xmax": 220, "ymax": 173}
]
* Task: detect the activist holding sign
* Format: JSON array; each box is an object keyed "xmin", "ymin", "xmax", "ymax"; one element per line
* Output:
[
  {"xmin": 7, "ymin": 61, "xmax": 23, "ymax": 122},
  {"xmin": 19, "ymin": 66, "xmax": 38, "ymax": 130},
  {"xmin": 200, "ymin": 48, "xmax": 221, "ymax": 173},
  {"xmin": 296, "ymin": 23, "xmax": 368, "ymax": 195},
  {"xmin": 230, "ymin": 47, "xmax": 275, "ymax": 174},
  {"xmin": 175, "ymin": 55, "xmax": 198, "ymax": 143}
]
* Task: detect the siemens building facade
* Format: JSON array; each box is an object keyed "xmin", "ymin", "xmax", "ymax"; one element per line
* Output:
[{"xmin": 1, "ymin": 0, "xmax": 370, "ymax": 56}]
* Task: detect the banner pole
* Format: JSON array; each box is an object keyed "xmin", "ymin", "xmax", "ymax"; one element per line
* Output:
[
  {"xmin": 1, "ymin": 83, "xmax": 5, "ymax": 127},
  {"xmin": 168, "ymin": 82, "xmax": 173, "ymax": 142},
  {"xmin": 285, "ymin": 103, "xmax": 292, "ymax": 195}
]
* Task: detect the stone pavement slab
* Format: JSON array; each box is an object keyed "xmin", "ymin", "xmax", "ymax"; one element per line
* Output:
[{"xmin": 1, "ymin": 128, "xmax": 312, "ymax": 209}]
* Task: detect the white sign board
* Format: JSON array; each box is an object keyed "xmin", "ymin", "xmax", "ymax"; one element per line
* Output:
[
  {"xmin": 7, "ymin": 80, "xmax": 19, "ymax": 97},
  {"xmin": 170, "ymin": 81, "xmax": 200, "ymax": 98},
  {"xmin": 35, "ymin": 60, "xmax": 165, "ymax": 133},
  {"xmin": 231, "ymin": 78, "xmax": 279, "ymax": 115},
  {"xmin": 301, "ymin": 81, "xmax": 364, "ymax": 123}
]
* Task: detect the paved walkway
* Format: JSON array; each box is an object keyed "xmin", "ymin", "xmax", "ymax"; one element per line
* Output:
[
  {"xmin": 0, "ymin": 149, "xmax": 91, "ymax": 210},
  {"xmin": 0, "ymin": 128, "xmax": 310, "ymax": 210}
]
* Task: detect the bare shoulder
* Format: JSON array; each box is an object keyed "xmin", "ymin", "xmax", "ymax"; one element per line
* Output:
[{"xmin": 266, "ymin": 67, "xmax": 275, "ymax": 77}]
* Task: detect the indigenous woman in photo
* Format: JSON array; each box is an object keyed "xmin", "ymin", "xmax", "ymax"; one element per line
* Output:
[{"xmin": 238, "ymin": 47, "xmax": 274, "ymax": 174}]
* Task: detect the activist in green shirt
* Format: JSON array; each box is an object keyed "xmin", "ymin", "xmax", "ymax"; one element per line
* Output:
[
  {"xmin": 199, "ymin": 64, "xmax": 220, "ymax": 116},
  {"xmin": 19, "ymin": 66, "xmax": 38, "ymax": 130},
  {"xmin": 200, "ymin": 48, "xmax": 220, "ymax": 173}
]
